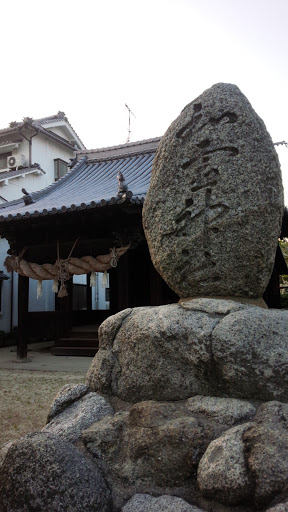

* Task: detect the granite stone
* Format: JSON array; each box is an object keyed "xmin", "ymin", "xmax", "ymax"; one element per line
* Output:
[
  {"xmin": 143, "ymin": 83, "xmax": 283, "ymax": 299},
  {"xmin": 0, "ymin": 432, "xmax": 112, "ymax": 512}
]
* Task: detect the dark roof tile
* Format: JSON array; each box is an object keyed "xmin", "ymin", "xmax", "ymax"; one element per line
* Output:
[
  {"xmin": 0, "ymin": 164, "xmax": 45, "ymax": 183},
  {"xmin": 0, "ymin": 138, "xmax": 160, "ymax": 223},
  {"xmin": 78, "ymin": 137, "xmax": 160, "ymax": 160}
]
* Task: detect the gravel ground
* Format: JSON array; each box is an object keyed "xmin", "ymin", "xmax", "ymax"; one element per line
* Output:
[{"xmin": 0, "ymin": 369, "xmax": 86, "ymax": 450}]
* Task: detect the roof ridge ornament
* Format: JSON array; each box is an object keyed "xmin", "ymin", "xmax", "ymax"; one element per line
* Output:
[
  {"xmin": 22, "ymin": 117, "xmax": 34, "ymax": 125},
  {"xmin": 117, "ymin": 171, "xmax": 128, "ymax": 198},
  {"xmin": 21, "ymin": 188, "xmax": 34, "ymax": 206}
]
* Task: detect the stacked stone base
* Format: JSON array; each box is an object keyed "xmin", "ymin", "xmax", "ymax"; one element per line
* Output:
[{"xmin": 1, "ymin": 300, "xmax": 288, "ymax": 512}]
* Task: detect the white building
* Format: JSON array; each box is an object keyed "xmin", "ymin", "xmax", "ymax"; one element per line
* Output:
[
  {"xmin": 0, "ymin": 112, "xmax": 85, "ymax": 201},
  {"xmin": 0, "ymin": 112, "xmax": 91, "ymax": 333}
]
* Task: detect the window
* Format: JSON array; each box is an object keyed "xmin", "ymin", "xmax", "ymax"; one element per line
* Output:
[
  {"xmin": 54, "ymin": 158, "xmax": 68, "ymax": 181},
  {"xmin": 0, "ymin": 152, "xmax": 12, "ymax": 170}
]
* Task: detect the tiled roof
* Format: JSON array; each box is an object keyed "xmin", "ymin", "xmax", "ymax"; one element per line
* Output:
[
  {"xmin": 77, "ymin": 137, "xmax": 161, "ymax": 160},
  {"xmin": 0, "ymin": 164, "xmax": 45, "ymax": 184},
  {"xmin": 0, "ymin": 138, "xmax": 160, "ymax": 223},
  {"xmin": 0, "ymin": 113, "xmax": 62, "ymax": 134},
  {"xmin": 0, "ymin": 112, "xmax": 85, "ymax": 150},
  {"xmin": 32, "ymin": 112, "xmax": 86, "ymax": 149},
  {"xmin": 33, "ymin": 112, "xmax": 68, "ymax": 125},
  {"xmin": 0, "ymin": 124, "xmax": 21, "ymax": 135}
]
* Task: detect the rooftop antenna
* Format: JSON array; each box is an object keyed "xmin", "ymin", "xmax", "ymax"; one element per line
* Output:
[
  {"xmin": 274, "ymin": 141, "xmax": 288, "ymax": 148},
  {"xmin": 125, "ymin": 103, "xmax": 136, "ymax": 143}
]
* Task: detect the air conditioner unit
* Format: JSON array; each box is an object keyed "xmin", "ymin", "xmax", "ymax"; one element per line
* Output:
[{"xmin": 7, "ymin": 155, "xmax": 26, "ymax": 168}]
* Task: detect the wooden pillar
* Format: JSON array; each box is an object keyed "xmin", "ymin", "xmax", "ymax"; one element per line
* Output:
[
  {"xmin": 17, "ymin": 275, "xmax": 29, "ymax": 359},
  {"xmin": 109, "ymin": 253, "xmax": 130, "ymax": 314},
  {"xmin": 66, "ymin": 279, "xmax": 73, "ymax": 330},
  {"xmin": 117, "ymin": 252, "xmax": 130, "ymax": 311},
  {"xmin": 128, "ymin": 245, "xmax": 150, "ymax": 307},
  {"xmin": 55, "ymin": 279, "xmax": 73, "ymax": 334}
]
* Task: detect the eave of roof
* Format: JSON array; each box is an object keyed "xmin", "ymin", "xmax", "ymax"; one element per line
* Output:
[
  {"xmin": 0, "ymin": 137, "xmax": 160, "ymax": 224},
  {"xmin": 0, "ymin": 139, "xmax": 22, "ymax": 149},
  {"xmin": 33, "ymin": 112, "xmax": 86, "ymax": 149},
  {"xmin": 0, "ymin": 113, "xmax": 86, "ymax": 150},
  {"xmin": 77, "ymin": 137, "xmax": 160, "ymax": 161},
  {"xmin": 0, "ymin": 165, "xmax": 45, "ymax": 184},
  {"xmin": 35, "ymin": 126, "xmax": 79, "ymax": 151}
]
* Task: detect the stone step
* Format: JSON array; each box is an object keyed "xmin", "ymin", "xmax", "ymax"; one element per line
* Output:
[
  {"xmin": 69, "ymin": 330, "xmax": 99, "ymax": 339},
  {"xmin": 54, "ymin": 338, "xmax": 98, "ymax": 348},
  {"xmin": 51, "ymin": 346, "xmax": 97, "ymax": 357},
  {"xmin": 52, "ymin": 324, "xmax": 99, "ymax": 356}
]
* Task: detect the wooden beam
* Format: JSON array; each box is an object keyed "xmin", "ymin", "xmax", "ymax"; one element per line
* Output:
[{"xmin": 1, "ymin": 204, "xmax": 144, "ymax": 261}]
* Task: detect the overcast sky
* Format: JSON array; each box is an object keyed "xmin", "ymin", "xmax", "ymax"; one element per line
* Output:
[{"xmin": 1, "ymin": 0, "xmax": 288, "ymax": 203}]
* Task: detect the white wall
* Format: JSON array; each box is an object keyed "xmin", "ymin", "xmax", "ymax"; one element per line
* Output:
[
  {"xmin": 0, "ymin": 133, "xmax": 75, "ymax": 202},
  {"xmin": 32, "ymin": 133, "xmax": 74, "ymax": 187},
  {"xmin": 29, "ymin": 279, "xmax": 56, "ymax": 312},
  {"xmin": 0, "ymin": 173, "xmax": 44, "ymax": 202}
]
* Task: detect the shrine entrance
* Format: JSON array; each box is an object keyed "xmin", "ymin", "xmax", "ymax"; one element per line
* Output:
[
  {"xmin": 0, "ymin": 137, "xmax": 177, "ymax": 358},
  {"xmin": 4, "ymin": 205, "xmax": 178, "ymax": 359}
]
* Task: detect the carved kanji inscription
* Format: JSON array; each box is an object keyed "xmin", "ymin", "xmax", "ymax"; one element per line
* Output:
[{"xmin": 143, "ymin": 83, "xmax": 283, "ymax": 298}]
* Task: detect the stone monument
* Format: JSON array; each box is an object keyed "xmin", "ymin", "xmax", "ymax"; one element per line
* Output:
[
  {"xmin": 1, "ymin": 83, "xmax": 287, "ymax": 512},
  {"xmin": 142, "ymin": 82, "xmax": 283, "ymax": 301}
]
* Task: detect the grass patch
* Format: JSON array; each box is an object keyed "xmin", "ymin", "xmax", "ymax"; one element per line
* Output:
[{"xmin": 0, "ymin": 369, "xmax": 85, "ymax": 450}]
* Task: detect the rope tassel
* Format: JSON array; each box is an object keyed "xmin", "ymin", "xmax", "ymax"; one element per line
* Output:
[
  {"xmin": 52, "ymin": 280, "xmax": 58, "ymax": 293},
  {"xmin": 110, "ymin": 247, "xmax": 118, "ymax": 268},
  {"xmin": 58, "ymin": 282, "xmax": 68, "ymax": 298},
  {"xmin": 37, "ymin": 280, "xmax": 43, "ymax": 299},
  {"xmin": 102, "ymin": 271, "xmax": 108, "ymax": 288},
  {"xmin": 90, "ymin": 271, "xmax": 96, "ymax": 287}
]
